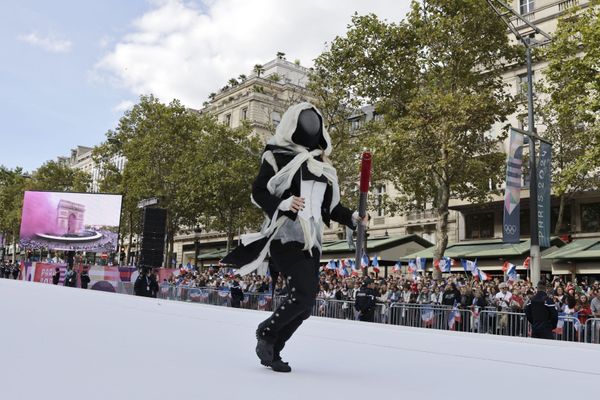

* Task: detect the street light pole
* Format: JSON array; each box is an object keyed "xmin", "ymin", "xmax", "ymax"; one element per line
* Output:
[
  {"xmin": 486, "ymin": 0, "xmax": 552, "ymax": 286},
  {"xmin": 525, "ymin": 39, "xmax": 541, "ymax": 286}
]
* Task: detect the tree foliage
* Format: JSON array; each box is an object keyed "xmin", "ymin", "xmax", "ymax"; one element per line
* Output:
[
  {"xmin": 539, "ymin": 0, "xmax": 600, "ymax": 233},
  {"xmin": 94, "ymin": 94, "xmax": 264, "ymax": 262},
  {"xmin": 310, "ymin": 0, "xmax": 521, "ymax": 275}
]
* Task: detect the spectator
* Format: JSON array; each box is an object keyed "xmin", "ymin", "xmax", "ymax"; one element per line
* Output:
[
  {"xmin": 355, "ymin": 278, "xmax": 376, "ymax": 322},
  {"xmin": 64, "ymin": 266, "xmax": 77, "ymax": 288},
  {"xmin": 80, "ymin": 269, "xmax": 91, "ymax": 289},
  {"xmin": 52, "ymin": 268, "xmax": 60, "ymax": 285},
  {"xmin": 525, "ymin": 282, "xmax": 558, "ymax": 340}
]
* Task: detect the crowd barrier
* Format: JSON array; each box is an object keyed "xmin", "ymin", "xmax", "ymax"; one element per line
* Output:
[{"xmin": 120, "ymin": 284, "xmax": 600, "ymax": 344}]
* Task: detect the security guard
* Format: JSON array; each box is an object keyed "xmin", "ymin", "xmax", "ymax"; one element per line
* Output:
[
  {"xmin": 355, "ymin": 277, "xmax": 377, "ymax": 322},
  {"xmin": 525, "ymin": 282, "xmax": 558, "ymax": 339}
]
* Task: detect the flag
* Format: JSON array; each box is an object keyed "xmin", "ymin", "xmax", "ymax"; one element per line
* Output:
[
  {"xmin": 350, "ymin": 260, "xmax": 360, "ymax": 277},
  {"xmin": 327, "ymin": 260, "xmax": 337, "ymax": 270},
  {"xmin": 361, "ymin": 252, "xmax": 370, "ymax": 269},
  {"xmin": 554, "ymin": 313, "xmax": 581, "ymax": 336},
  {"xmin": 523, "ymin": 256, "xmax": 531, "ymax": 269},
  {"xmin": 393, "ymin": 261, "xmax": 401, "ymax": 273},
  {"xmin": 505, "ymin": 263, "xmax": 518, "ymax": 282},
  {"xmin": 338, "ymin": 260, "xmax": 349, "ymax": 277},
  {"xmin": 258, "ymin": 294, "xmax": 272, "ymax": 311},
  {"xmin": 448, "ymin": 303, "xmax": 462, "ymax": 331},
  {"xmin": 416, "ymin": 257, "xmax": 426, "ymax": 271},
  {"xmin": 421, "ymin": 305, "xmax": 434, "ymax": 327},
  {"xmin": 472, "ymin": 266, "xmax": 491, "ymax": 281},
  {"xmin": 434, "ymin": 257, "xmax": 453, "ymax": 273},
  {"xmin": 372, "ymin": 256, "xmax": 380, "ymax": 273},
  {"xmin": 503, "ymin": 128, "xmax": 524, "ymax": 243},
  {"xmin": 408, "ymin": 259, "xmax": 417, "ymax": 273},
  {"xmin": 461, "ymin": 258, "xmax": 477, "ymax": 273}
]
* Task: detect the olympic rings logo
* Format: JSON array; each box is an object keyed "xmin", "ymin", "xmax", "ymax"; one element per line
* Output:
[{"xmin": 504, "ymin": 224, "xmax": 517, "ymax": 235}]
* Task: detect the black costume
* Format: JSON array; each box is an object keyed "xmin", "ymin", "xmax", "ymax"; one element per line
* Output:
[
  {"xmin": 80, "ymin": 271, "xmax": 91, "ymax": 289},
  {"xmin": 134, "ymin": 271, "xmax": 154, "ymax": 298},
  {"xmin": 230, "ymin": 281, "xmax": 244, "ymax": 308},
  {"xmin": 222, "ymin": 103, "xmax": 357, "ymax": 372},
  {"xmin": 525, "ymin": 289, "xmax": 558, "ymax": 339},
  {"xmin": 52, "ymin": 269, "xmax": 60, "ymax": 285},
  {"xmin": 355, "ymin": 279, "xmax": 377, "ymax": 322}
]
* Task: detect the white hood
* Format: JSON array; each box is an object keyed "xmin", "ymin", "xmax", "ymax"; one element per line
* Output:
[{"xmin": 268, "ymin": 102, "xmax": 332, "ymax": 156}]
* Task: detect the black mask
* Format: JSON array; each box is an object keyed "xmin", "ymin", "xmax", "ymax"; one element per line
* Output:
[{"xmin": 292, "ymin": 109, "xmax": 322, "ymax": 150}]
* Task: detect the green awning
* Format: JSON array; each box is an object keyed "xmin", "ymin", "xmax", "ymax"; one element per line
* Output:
[
  {"xmin": 401, "ymin": 237, "xmax": 565, "ymax": 261},
  {"xmin": 542, "ymin": 238, "xmax": 600, "ymax": 260}
]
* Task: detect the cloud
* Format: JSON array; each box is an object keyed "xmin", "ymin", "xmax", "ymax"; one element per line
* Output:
[
  {"xmin": 96, "ymin": 0, "xmax": 410, "ymax": 109},
  {"xmin": 113, "ymin": 100, "xmax": 136, "ymax": 113},
  {"xmin": 18, "ymin": 32, "xmax": 72, "ymax": 53}
]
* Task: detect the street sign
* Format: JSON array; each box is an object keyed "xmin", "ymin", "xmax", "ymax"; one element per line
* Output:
[{"xmin": 137, "ymin": 197, "xmax": 159, "ymax": 209}]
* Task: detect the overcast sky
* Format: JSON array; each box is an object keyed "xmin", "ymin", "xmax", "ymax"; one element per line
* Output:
[{"xmin": 1, "ymin": 0, "xmax": 411, "ymax": 172}]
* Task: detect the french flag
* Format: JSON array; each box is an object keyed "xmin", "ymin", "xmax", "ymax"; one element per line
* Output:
[
  {"xmin": 416, "ymin": 257, "xmax": 426, "ymax": 271},
  {"xmin": 523, "ymin": 256, "xmax": 531, "ymax": 269},
  {"xmin": 505, "ymin": 262, "xmax": 518, "ymax": 282},
  {"xmin": 448, "ymin": 303, "xmax": 462, "ymax": 330},
  {"xmin": 350, "ymin": 260, "xmax": 361, "ymax": 277},
  {"xmin": 421, "ymin": 305, "xmax": 434, "ymax": 327},
  {"xmin": 407, "ymin": 261, "xmax": 416, "ymax": 274},
  {"xmin": 361, "ymin": 252, "xmax": 370, "ymax": 269},
  {"xmin": 372, "ymin": 256, "xmax": 380, "ymax": 274},
  {"xmin": 434, "ymin": 257, "xmax": 453, "ymax": 273},
  {"xmin": 393, "ymin": 261, "xmax": 402, "ymax": 273},
  {"xmin": 461, "ymin": 258, "xmax": 477, "ymax": 273},
  {"xmin": 327, "ymin": 260, "xmax": 337, "ymax": 270}
]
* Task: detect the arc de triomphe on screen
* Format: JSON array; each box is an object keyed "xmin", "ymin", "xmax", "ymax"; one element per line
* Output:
[{"xmin": 56, "ymin": 200, "xmax": 86, "ymax": 235}]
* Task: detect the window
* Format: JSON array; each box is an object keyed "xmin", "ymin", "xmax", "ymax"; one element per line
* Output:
[
  {"xmin": 224, "ymin": 114, "xmax": 231, "ymax": 126},
  {"xmin": 517, "ymin": 72, "xmax": 535, "ymax": 96},
  {"xmin": 520, "ymin": 0, "xmax": 534, "ymax": 15},
  {"xmin": 241, "ymin": 107, "xmax": 248, "ymax": 121},
  {"xmin": 465, "ymin": 212, "xmax": 494, "ymax": 239},
  {"xmin": 376, "ymin": 185, "xmax": 386, "ymax": 217},
  {"xmin": 350, "ymin": 117, "xmax": 363, "ymax": 131},
  {"xmin": 581, "ymin": 203, "xmax": 600, "ymax": 233}
]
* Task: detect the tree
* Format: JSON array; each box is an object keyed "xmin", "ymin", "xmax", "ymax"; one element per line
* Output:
[
  {"xmin": 0, "ymin": 166, "xmax": 29, "ymax": 260},
  {"xmin": 175, "ymin": 118, "xmax": 263, "ymax": 253},
  {"xmin": 253, "ymin": 64, "xmax": 265, "ymax": 78},
  {"xmin": 95, "ymin": 95, "xmax": 204, "ymax": 266},
  {"xmin": 228, "ymin": 78, "xmax": 239, "ymax": 87},
  {"xmin": 539, "ymin": 1, "xmax": 600, "ymax": 235},
  {"xmin": 276, "ymin": 51, "xmax": 286, "ymax": 60},
  {"xmin": 28, "ymin": 160, "xmax": 91, "ymax": 192},
  {"xmin": 238, "ymin": 74, "xmax": 247, "ymax": 82},
  {"xmin": 311, "ymin": 1, "xmax": 521, "ymax": 278}
]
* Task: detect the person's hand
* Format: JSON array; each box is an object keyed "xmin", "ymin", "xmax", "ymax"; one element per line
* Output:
[
  {"xmin": 278, "ymin": 196, "xmax": 305, "ymax": 213},
  {"xmin": 289, "ymin": 196, "xmax": 305, "ymax": 213}
]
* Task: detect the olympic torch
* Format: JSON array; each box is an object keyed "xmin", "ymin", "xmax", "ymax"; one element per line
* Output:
[{"xmin": 354, "ymin": 151, "xmax": 372, "ymax": 272}]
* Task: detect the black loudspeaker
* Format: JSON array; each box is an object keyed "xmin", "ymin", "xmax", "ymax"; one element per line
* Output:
[{"xmin": 140, "ymin": 208, "xmax": 167, "ymax": 267}]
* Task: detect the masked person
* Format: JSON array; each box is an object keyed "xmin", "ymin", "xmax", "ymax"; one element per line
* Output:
[{"xmin": 222, "ymin": 102, "xmax": 365, "ymax": 372}]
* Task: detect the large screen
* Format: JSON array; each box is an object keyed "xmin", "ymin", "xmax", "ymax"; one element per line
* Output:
[{"xmin": 20, "ymin": 191, "xmax": 123, "ymax": 252}]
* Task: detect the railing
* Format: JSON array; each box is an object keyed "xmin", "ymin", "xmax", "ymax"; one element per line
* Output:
[{"xmin": 127, "ymin": 284, "xmax": 600, "ymax": 344}]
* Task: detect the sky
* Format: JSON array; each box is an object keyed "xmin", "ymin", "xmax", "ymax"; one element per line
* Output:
[{"xmin": 0, "ymin": 0, "xmax": 412, "ymax": 173}]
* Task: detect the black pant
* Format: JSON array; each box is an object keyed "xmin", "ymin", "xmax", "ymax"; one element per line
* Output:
[
  {"xmin": 531, "ymin": 329, "xmax": 554, "ymax": 340},
  {"xmin": 258, "ymin": 241, "xmax": 320, "ymax": 358}
]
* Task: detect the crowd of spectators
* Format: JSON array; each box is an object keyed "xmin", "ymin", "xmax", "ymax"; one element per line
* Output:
[
  {"xmin": 160, "ymin": 265, "xmax": 600, "ymax": 325},
  {"xmin": 0, "ymin": 261, "xmax": 20, "ymax": 280}
]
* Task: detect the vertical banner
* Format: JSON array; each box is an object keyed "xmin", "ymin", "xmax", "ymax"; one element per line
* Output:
[
  {"xmin": 503, "ymin": 128, "xmax": 524, "ymax": 243},
  {"xmin": 537, "ymin": 142, "xmax": 552, "ymax": 247}
]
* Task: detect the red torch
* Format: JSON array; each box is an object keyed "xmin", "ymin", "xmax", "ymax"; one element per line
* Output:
[{"xmin": 354, "ymin": 151, "xmax": 372, "ymax": 270}]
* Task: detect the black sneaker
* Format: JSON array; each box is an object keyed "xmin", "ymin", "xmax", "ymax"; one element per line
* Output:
[
  {"xmin": 255, "ymin": 338, "xmax": 274, "ymax": 365},
  {"xmin": 270, "ymin": 359, "xmax": 292, "ymax": 373}
]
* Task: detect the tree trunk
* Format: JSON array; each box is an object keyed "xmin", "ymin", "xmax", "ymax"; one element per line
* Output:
[
  {"xmin": 432, "ymin": 182, "xmax": 450, "ymax": 281},
  {"xmin": 553, "ymin": 193, "xmax": 566, "ymax": 236},
  {"xmin": 226, "ymin": 225, "xmax": 234, "ymax": 255}
]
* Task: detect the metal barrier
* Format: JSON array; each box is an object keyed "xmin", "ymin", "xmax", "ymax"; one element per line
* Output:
[
  {"xmin": 390, "ymin": 303, "xmax": 474, "ymax": 332},
  {"xmin": 477, "ymin": 309, "xmax": 529, "ymax": 337},
  {"xmin": 585, "ymin": 318, "xmax": 600, "ymax": 344},
  {"xmin": 125, "ymin": 283, "xmax": 600, "ymax": 345}
]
